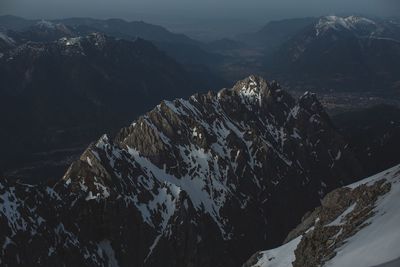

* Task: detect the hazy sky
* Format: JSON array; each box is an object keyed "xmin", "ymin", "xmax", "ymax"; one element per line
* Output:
[
  {"xmin": 2, "ymin": 0, "xmax": 399, "ymax": 20},
  {"xmin": 1, "ymin": 0, "xmax": 399, "ymax": 40}
]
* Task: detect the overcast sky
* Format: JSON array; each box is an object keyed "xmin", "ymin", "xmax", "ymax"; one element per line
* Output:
[{"xmin": 2, "ymin": 0, "xmax": 399, "ymax": 21}]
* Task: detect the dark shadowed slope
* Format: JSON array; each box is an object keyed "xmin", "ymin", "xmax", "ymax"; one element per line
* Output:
[{"xmin": 333, "ymin": 104, "xmax": 400, "ymax": 177}]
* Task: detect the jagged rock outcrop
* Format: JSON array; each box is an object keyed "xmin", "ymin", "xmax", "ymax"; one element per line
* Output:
[
  {"xmin": 245, "ymin": 163, "xmax": 400, "ymax": 267},
  {"xmin": 0, "ymin": 76, "xmax": 362, "ymax": 266}
]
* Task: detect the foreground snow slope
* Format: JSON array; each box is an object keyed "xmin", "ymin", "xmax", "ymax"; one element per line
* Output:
[{"xmin": 245, "ymin": 163, "xmax": 400, "ymax": 267}]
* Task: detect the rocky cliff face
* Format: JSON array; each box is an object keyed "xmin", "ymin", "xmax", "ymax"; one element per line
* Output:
[
  {"xmin": 0, "ymin": 76, "xmax": 362, "ymax": 266},
  {"xmin": 245, "ymin": 163, "xmax": 400, "ymax": 267}
]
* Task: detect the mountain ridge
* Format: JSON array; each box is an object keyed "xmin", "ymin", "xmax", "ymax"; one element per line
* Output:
[
  {"xmin": 0, "ymin": 15, "xmax": 199, "ymax": 45},
  {"xmin": 0, "ymin": 75, "xmax": 362, "ymax": 266}
]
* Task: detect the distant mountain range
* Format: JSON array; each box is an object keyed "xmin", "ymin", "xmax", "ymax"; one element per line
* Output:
[
  {"xmin": 234, "ymin": 15, "xmax": 400, "ymax": 94},
  {"xmin": 2, "ymin": 14, "xmax": 400, "ymax": 95},
  {"xmin": 265, "ymin": 16, "xmax": 400, "ymax": 93},
  {"xmin": 0, "ymin": 15, "xmax": 226, "ymax": 83},
  {"xmin": 0, "ymin": 15, "xmax": 199, "ymax": 45}
]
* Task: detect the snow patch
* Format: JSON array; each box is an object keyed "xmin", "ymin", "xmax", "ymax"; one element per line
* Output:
[
  {"xmin": 316, "ymin": 15, "xmax": 376, "ymax": 36},
  {"xmin": 326, "ymin": 203, "xmax": 357, "ymax": 226},
  {"xmin": 98, "ymin": 240, "xmax": 120, "ymax": 267},
  {"xmin": 0, "ymin": 32, "xmax": 15, "ymax": 45},
  {"xmin": 253, "ymin": 236, "xmax": 302, "ymax": 267}
]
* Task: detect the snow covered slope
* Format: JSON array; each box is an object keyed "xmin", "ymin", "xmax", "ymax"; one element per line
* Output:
[
  {"xmin": 245, "ymin": 163, "xmax": 400, "ymax": 267},
  {"xmin": 315, "ymin": 15, "xmax": 377, "ymax": 36},
  {"xmin": 0, "ymin": 32, "xmax": 15, "ymax": 53},
  {"xmin": 0, "ymin": 32, "xmax": 15, "ymax": 45}
]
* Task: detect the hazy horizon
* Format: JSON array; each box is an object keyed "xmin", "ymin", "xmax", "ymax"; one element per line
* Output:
[{"xmin": 2, "ymin": 0, "xmax": 400, "ymax": 40}]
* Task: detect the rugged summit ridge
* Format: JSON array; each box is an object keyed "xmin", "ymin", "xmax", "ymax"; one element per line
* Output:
[{"xmin": 0, "ymin": 76, "xmax": 361, "ymax": 267}]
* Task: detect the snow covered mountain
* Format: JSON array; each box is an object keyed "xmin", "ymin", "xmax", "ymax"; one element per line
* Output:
[
  {"xmin": 315, "ymin": 16, "xmax": 386, "ymax": 37},
  {"xmin": 264, "ymin": 15, "xmax": 400, "ymax": 93},
  {"xmin": 9, "ymin": 20, "xmax": 76, "ymax": 43},
  {"xmin": 0, "ymin": 76, "xmax": 362, "ymax": 266},
  {"xmin": 244, "ymin": 163, "xmax": 400, "ymax": 267}
]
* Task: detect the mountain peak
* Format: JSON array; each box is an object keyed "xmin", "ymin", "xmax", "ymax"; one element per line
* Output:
[
  {"xmin": 315, "ymin": 15, "xmax": 376, "ymax": 36},
  {"xmin": 233, "ymin": 75, "xmax": 267, "ymax": 93},
  {"xmin": 35, "ymin": 19, "xmax": 57, "ymax": 29},
  {"xmin": 34, "ymin": 19, "xmax": 72, "ymax": 33},
  {"xmin": 229, "ymin": 75, "xmax": 286, "ymax": 109},
  {"xmin": 57, "ymin": 33, "xmax": 112, "ymax": 54}
]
